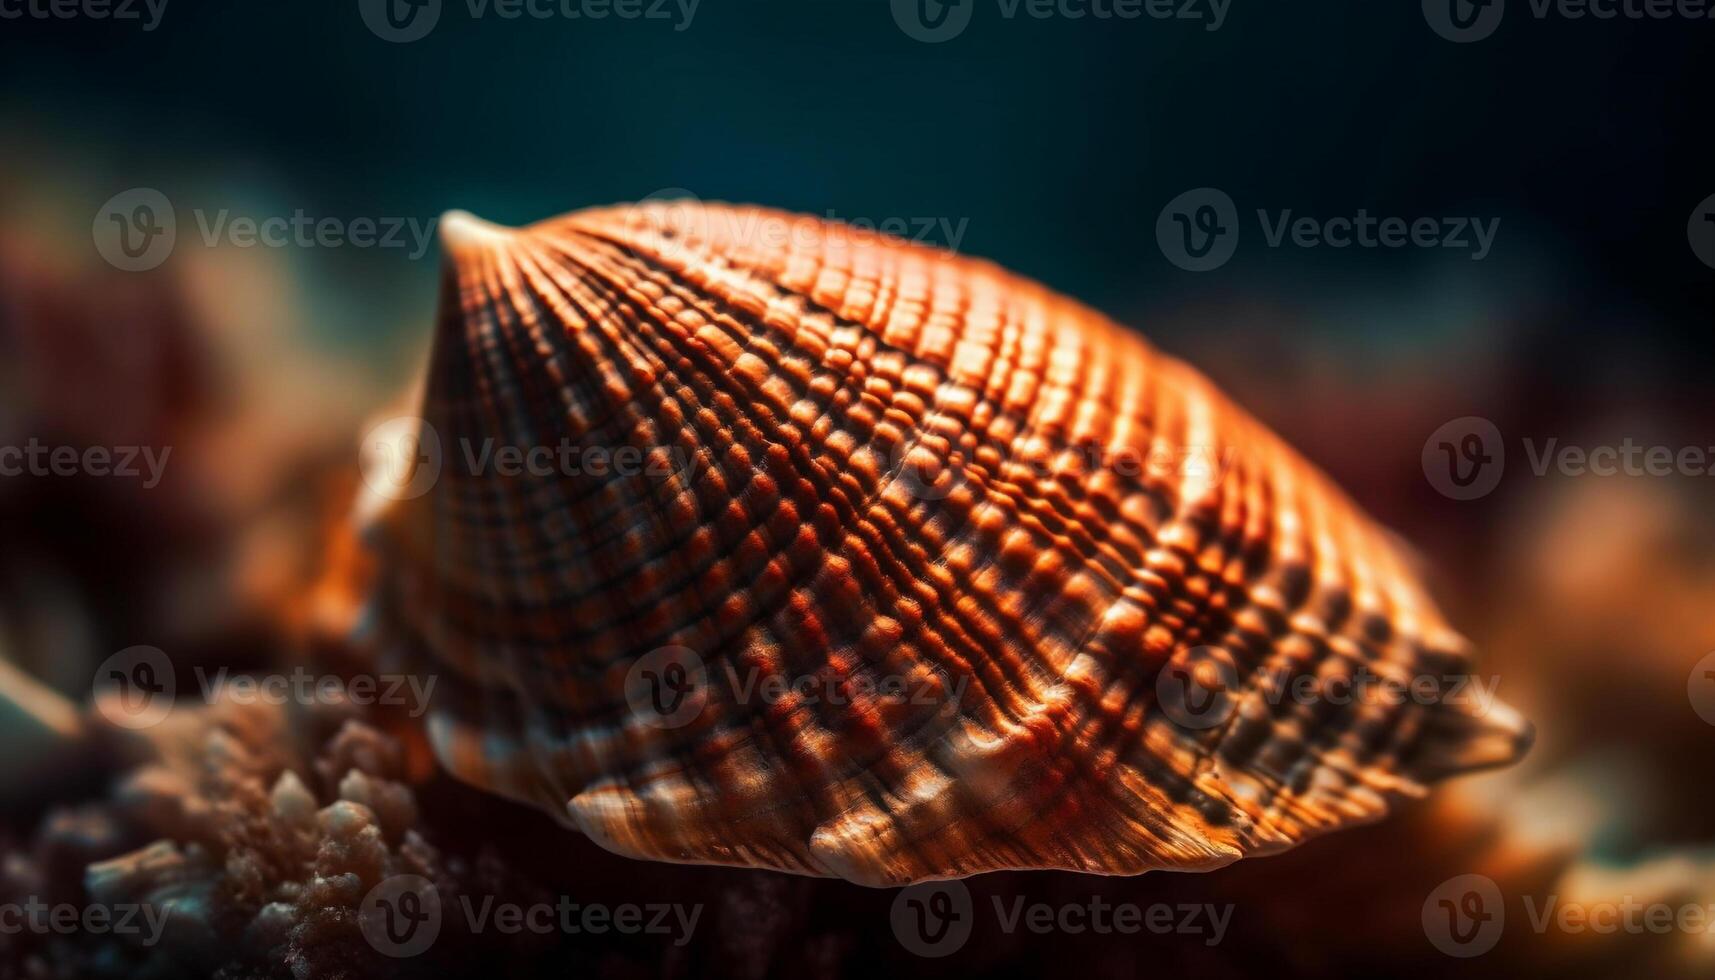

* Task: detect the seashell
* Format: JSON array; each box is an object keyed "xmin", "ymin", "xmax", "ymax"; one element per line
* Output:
[{"xmin": 369, "ymin": 201, "xmax": 1531, "ymax": 887}]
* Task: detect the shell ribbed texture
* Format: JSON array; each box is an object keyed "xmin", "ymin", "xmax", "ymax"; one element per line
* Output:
[{"xmin": 375, "ymin": 202, "xmax": 1531, "ymax": 886}]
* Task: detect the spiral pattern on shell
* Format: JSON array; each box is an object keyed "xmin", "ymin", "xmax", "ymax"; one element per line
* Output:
[{"xmin": 369, "ymin": 201, "xmax": 1531, "ymax": 886}]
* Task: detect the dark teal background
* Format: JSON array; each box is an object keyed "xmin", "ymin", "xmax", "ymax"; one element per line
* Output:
[
  {"xmin": 3, "ymin": 1, "xmax": 1708, "ymax": 338},
  {"xmin": 2, "ymin": 9, "xmax": 1713, "ymax": 980}
]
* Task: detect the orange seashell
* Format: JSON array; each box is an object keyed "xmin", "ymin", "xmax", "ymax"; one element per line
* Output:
[{"xmin": 369, "ymin": 201, "xmax": 1531, "ymax": 886}]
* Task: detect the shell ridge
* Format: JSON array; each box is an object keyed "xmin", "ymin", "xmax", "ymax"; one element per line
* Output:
[
  {"xmin": 566, "ymin": 223, "xmax": 1144, "ymax": 878},
  {"xmin": 379, "ymin": 202, "xmax": 1533, "ymax": 886}
]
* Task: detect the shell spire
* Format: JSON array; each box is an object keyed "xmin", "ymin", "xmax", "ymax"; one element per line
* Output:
[{"xmin": 373, "ymin": 201, "xmax": 1531, "ymax": 886}]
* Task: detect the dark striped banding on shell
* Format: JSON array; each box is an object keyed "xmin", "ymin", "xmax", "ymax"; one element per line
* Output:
[{"xmin": 370, "ymin": 201, "xmax": 1532, "ymax": 886}]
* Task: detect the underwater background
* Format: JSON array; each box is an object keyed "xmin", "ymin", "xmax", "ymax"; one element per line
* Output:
[{"xmin": 2, "ymin": 1, "xmax": 1713, "ymax": 976}]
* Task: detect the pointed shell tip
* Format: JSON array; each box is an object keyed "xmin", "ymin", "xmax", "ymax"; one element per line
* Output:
[{"xmin": 438, "ymin": 210, "xmax": 513, "ymax": 253}]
